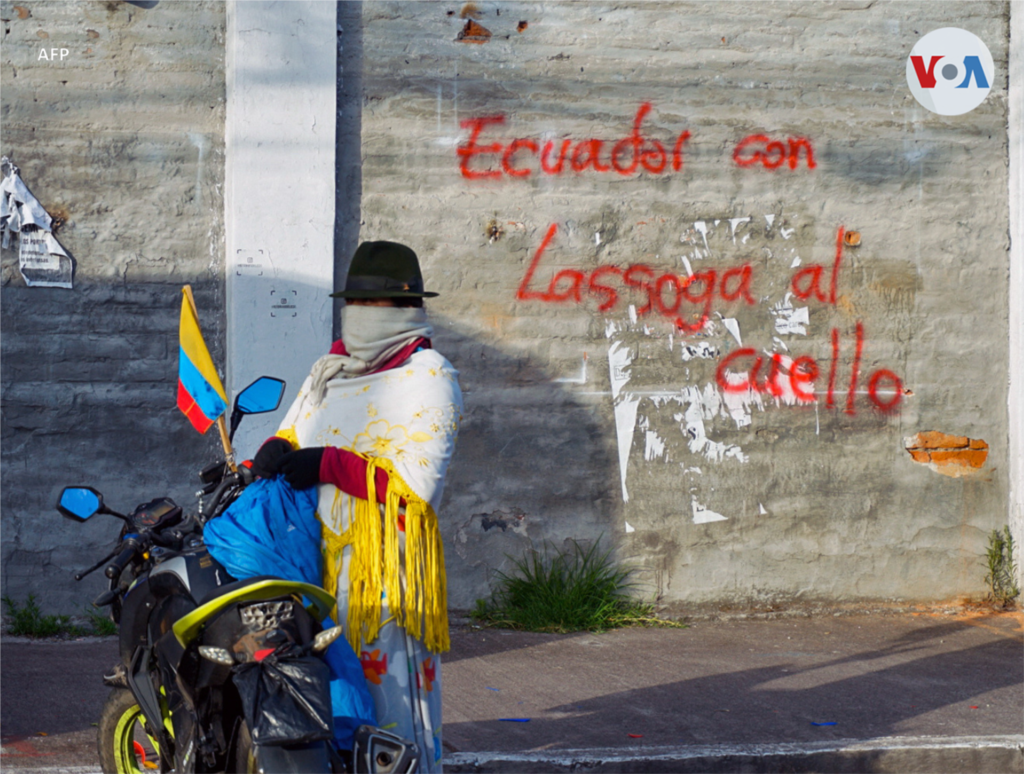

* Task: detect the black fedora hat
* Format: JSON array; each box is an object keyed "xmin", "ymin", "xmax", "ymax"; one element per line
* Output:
[{"xmin": 330, "ymin": 241, "xmax": 439, "ymax": 299}]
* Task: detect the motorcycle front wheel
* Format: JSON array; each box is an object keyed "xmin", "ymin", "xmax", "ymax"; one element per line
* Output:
[{"xmin": 97, "ymin": 688, "xmax": 162, "ymax": 774}]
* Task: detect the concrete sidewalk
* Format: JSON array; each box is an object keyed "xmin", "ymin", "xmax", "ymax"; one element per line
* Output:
[
  {"xmin": 2, "ymin": 608, "xmax": 1022, "ymax": 772},
  {"xmin": 441, "ymin": 609, "xmax": 1024, "ymax": 772}
]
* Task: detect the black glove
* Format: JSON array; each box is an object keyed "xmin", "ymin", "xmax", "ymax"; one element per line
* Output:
[
  {"xmin": 277, "ymin": 447, "xmax": 325, "ymax": 490},
  {"xmin": 252, "ymin": 437, "xmax": 293, "ymax": 478}
]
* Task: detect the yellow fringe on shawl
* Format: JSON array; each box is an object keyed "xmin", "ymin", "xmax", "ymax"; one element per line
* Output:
[{"xmin": 319, "ymin": 452, "xmax": 449, "ymax": 654}]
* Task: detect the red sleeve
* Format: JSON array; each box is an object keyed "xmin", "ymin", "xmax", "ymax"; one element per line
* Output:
[{"xmin": 319, "ymin": 446, "xmax": 392, "ymax": 502}]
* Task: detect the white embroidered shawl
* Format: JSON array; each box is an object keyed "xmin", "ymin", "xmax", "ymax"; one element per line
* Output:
[{"xmin": 277, "ymin": 349, "xmax": 463, "ymax": 652}]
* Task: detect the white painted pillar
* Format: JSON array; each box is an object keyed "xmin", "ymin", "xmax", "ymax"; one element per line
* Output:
[
  {"xmin": 225, "ymin": 0, "xmax": 337, "ymax": 455},
  {"xmin": 1009, "ymin": 2, "xmax": 1023, "ymax": 589}
]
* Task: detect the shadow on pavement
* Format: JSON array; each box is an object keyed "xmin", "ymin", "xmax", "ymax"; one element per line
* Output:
[{"xmin": 443, "ymin": 613, "xmax": 1023, "ymax": 752}]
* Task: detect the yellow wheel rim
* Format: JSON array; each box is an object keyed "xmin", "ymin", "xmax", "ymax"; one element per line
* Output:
[{"xmin": 112, "ymin": 704, "xmax": 160, "ymax": 773}]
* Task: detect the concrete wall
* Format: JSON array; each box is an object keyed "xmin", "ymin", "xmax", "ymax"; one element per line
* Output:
[
  {"xmin": 1, "ymin": 0, "xmax": 1016, "ymax": 617},
  {"xmin": 356, "ymin": 1, "xmax": 1013, "ymax": 612},
  {"xmin": 1, "ymin": 0, "xmax": 226, "ymax": 611}
]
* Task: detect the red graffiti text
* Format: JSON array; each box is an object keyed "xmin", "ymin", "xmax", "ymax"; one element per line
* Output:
[
  {"xmin": 459, "ymin": 103, "xmax": 691, "ymax": 180},
  {"xmin": 791, "ymin": 226, "xmax": 844, "ymax": 303},
  {"xmin": 733, "ymin": 134, "xmax": 817, "ymax": 170},
  {"xmin": 713, "ymin": 226, "xmax": 902, "ymax": 413},
  {"xmin": 517, "ymin": 223, "xmax": 756, "ymax": 332},
  {"xmin": 715, "ymin": 322, "xmax": 903, "ymax": 414}
]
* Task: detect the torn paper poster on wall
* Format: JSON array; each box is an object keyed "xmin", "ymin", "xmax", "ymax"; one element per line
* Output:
[{"xmin": 1, "ymin": 157, "xmax": 73, "ymax": 288}]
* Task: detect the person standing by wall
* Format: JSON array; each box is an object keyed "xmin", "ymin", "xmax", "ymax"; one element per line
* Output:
[{"xmin": 253, "ymin": 241, "xmax": 462, "ymax": 770}]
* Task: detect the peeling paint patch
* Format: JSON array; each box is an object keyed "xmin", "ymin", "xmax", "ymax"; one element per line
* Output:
[
  {"xmin": 680, "ymin": 342, "xmax": 718, "ymax": 361},
  {"xmin": 904, "ymin": 431, "xmax": 989, "ymax": 478}
]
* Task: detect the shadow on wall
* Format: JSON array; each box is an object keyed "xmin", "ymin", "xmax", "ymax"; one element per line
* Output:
[
  {"xmin": 0, "ymin": 275, "xmax": 620, "ymax": 614},
  {"xmin": 331, "ymin": 0, "xmax": 620, "ymax": 611},
  {"xmin": 430, "ymin": 316, "xmax": 620, "ymax": 611},
  {"xmin": 0, "ymin": 281, "xmax": 227, "ymax": 613},
  {"xmin": 334, "ymin": 0, "xmax": 364, "ymax": 341}
]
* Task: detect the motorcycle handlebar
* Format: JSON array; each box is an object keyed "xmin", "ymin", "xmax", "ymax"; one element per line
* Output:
[
  {"xmin": 104, "ymin": 537, "xmax": 142, "ymax": 580},
  {"xmin": 203, "ymin": 471, "xmax": 244, "ymax": 520}
]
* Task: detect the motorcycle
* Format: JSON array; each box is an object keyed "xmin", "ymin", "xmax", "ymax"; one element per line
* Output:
[{"xmin": 58, "ymin": 376, "xmax": 418, "ymax": 774}]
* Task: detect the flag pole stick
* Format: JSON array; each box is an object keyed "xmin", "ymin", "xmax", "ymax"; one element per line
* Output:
[{"xmin": 216, "ymin": 415, "xmax": 238, "ymax": 472}]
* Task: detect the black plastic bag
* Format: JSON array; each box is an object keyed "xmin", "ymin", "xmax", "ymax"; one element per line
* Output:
[{"xmin": 233, "ymin": 655, "xmax": 334, "ymax": 746}]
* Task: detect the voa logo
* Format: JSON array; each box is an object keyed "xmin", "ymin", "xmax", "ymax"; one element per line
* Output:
[{"xmin": 906, "ymin": 28, "xmax": 994, "ymax": 116}]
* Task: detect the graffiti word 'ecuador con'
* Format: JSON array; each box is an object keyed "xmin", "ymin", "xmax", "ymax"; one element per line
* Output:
[{"xmin": 457, "ymin": 104, "xmax": 817, "ymax": 179}]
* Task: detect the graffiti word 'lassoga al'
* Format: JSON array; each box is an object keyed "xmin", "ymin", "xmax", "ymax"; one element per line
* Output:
[
  {"xmin": 458, "ymin": 103, "xmax": 690, "ymax": 179},
  {"xmin": 516, "ymin": 223, "xmax": 755, "ymax": 332},
  {"xmin": 458, "ymin": 103, "xmax": 815, "ymax": 179}
]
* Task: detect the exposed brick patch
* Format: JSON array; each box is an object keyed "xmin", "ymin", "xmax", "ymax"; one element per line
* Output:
[
  {"xmin": 457, "ymin": 19, "xmax": 491, "ymax": 43},
  {"xmin": 904, "ymin": 432, "xmax": 989, "ymax": 478}
]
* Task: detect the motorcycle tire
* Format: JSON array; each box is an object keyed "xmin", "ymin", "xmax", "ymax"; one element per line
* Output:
[
  {"xmin": 233, "ymin": 719, "xmax": 332, "ymax": 774},
  {"xmin": 97, "ymin": 688, "xmax": 163, "ymax": 774}
]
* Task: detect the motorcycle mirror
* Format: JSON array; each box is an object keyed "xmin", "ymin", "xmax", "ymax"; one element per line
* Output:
[
  {"xmin": 57, "ymin": 486, "xmax": 104, "ymax": 522},
  {"xmin": 229, "ymin": 376, "xmax": 286, "ymax": 442},
  {"xmin": 235, "ymin": 376, "xmax": 286, "ymax": 416}
]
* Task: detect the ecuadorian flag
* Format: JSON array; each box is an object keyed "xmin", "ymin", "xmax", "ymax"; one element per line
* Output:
[{"xmin": 177, "ymin": 286, "xmax": 228, "ymax": 434}]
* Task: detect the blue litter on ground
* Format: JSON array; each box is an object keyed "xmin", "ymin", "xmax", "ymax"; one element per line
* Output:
[
  {"xmin": 812, "ymin": 722, "xmax": 837, "ymax": 726},
  {"xmin": 486, "ymin": 687, "xmax": 500, "ymax": 691},
  {"xmin": 499, "ymin": 718, "xmax": 530, "ymax": 722}
]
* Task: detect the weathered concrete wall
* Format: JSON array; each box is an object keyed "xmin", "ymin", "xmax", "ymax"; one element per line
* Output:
[
  {"xmin": 1, "ymin": 0, "xmax": 226, "ymax": 611},
  {"xmin": 357, "ymin": 1, "xmax": 1012, "ymax": 611}
]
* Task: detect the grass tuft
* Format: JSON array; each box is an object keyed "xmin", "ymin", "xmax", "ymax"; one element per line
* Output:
[
  {"xmin": 471, "ymin": 539, "xmax": 683, "ymax": 633},
  {"xmin": 84, "ymin": 607, "xmax": 119, "ymax": 636},
  {"xmin": 2, "ymin": 594, "xmax": 116, "ymax": 638},
  {"xmin": 984, "ymin": 526, "xmax": 1020, "ymax": 608}
]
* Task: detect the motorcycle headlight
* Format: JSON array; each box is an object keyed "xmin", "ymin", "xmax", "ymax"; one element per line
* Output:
[
  {"xmin": 312, "ymin": 625, "xmax": 343, "ymax": 652},
  {"xmin": 198, "ymin": 645, "xmax": 235, "ymax": 665}
]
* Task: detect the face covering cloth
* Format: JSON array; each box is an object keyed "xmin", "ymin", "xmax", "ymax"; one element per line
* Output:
[{"xmin": 307, "ymin": 305, "xmax": 433, "ymax": 406}]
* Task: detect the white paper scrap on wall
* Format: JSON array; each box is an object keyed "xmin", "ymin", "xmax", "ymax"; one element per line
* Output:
[
  {"xmin": 693, "ymin": 220, "xmax": 709, "ymax": 251},
  {"xmin": 772, "ymin": 295, "xmax": 809, "ymax": 336},
  {"xmin": 19, "ymin": 230, "xmax": 59, "ymax": 271},
  {"xmin": 692, "ymin": 497, "xmax": 728, "ymax": 524},
  {"xmin": 721, "ymin": 317, "xmax": 743, "ymax": 346},
  {"xmin": 1, "ymin": 165, "xmax": 72, "ymax": 288},
  {"xmin": 678, "ymin": 386, "xmax": 748, "ymax": 463},
  {"xmin": 18, "ymin": 231, "xmax": 72, "ymax": 288},
  {"xmin": 1, "ymin": 170, "xmax": 52, "ymax": 230},
  {"xmin": 644, "ymin": 429, "xmax": 666, "ymax": 461},
  {"xmin": 607, "ymin": 333, "xmax": 641, "ymax": 502},
  {"xmin": 728, "ymin": 216, "xmax": 751, "ymax": 243},
  {"xmin": 720, "ymin": 384, "xmax": 762, "ymax": 428}
]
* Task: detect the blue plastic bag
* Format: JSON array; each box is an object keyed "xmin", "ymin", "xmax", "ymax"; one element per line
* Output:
[{"xmin": 204, "ymin": 476, "xmax": 376, "ymax": 748}]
